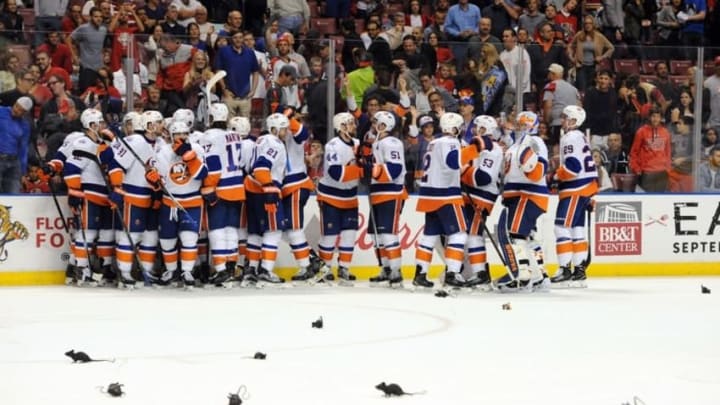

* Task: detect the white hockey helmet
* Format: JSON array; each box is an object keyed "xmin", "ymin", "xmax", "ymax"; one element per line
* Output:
[
  {"xmin": 333, "ymin": 112, "xmax": 355, "ymax": 135},
  {"xmin": 172, "ymin": 108, "xmax": 195, "ymax": 129},
  {"xmin": 373, "ymin": 110, "xmax": 395, "ymax": 133},
  {"xmin": 142, "ymin": 110, "xmax": 164, "ymax": 132},
  {"xmin": 516, "ymin": 111, "xmax": 539, "ymax": 134},
  {"xmin": 208, "ymin": 103, "xmax": 229, "ymax": 123},
  {"xmin": 80, "ymin": 108, "xmax": 104, "ymax": 130},
  {"xmin": 439, "ymin": 112, "xmax": 464, "ymax": 135},
  {"xmin": 228, "ymin": 116, "xmax": 251, "ymax": 136},
  {"xmin": 473, "ymin": 114, "xmax": 499, "ymax": 139},
  {"xmin": 266, "ymin": 113, "xmax": 289, "ymax": 135},
  {"xmin": 169, "ymin": 121, "xmax": 190, "ymax": 140},
  {"xmin": 123, "ymin": 112, "xmax": 143, "ymax": 133},
  {"xmin": 562, "ymin": 105, "xmax": 586, "ymax": 128}
]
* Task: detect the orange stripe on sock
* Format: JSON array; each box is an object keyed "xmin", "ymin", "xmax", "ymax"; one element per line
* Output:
[
  {"xmin": 338, "ymin": 252, "xmax": 353, "ymax": 263},
  {"xmin": 468, "ymin": 252, "xmax": 486, "ymax": 264},
  {"xmin": 556, "ymin": 241, "xmax": 573, "ymax": 255},
  {"xmin": 415, "ymin": 248, "xmax": 433, "ymax": 263},
  {"xmin": 445, "ymin": 247, "xmax": 464, "ymax": 261},
  {"xmin": 573, "ymin": 241, "xmax": 588, "ymax": 253}
]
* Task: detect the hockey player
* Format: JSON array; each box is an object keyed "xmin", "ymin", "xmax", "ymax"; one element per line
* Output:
[
  {"xmin": 227, "ymin": 116, "xmax": 255, "ymax": 281},
  {"xmin": 311, "ymin": 112, "xmax": 363, "ymax": 284},
  {"xmin": 412, "ymin": 112, "xmax": 491, "ymax": 289},
  {"xmin": 198, "ymin": 103, "xmax": 252, "ymax": 287},
  {"xmin": 243, "ymin": 113, "xmax": 290, "ymax": 285},
  {"xmin": 365, "ymin": 111, "xmax": 407, "ymax": 287},
  {"xmin": 63, "ymin": 109, "xmax": 116, "ymax": 286},
  {"xmin": 551, "ymin": 106, "xmax": 597, "ymax": 287},
  {"xmin": 154, "ymin": 121, "xmax": 208, "ymax": 289},
  {"xmin": 459, "ymin": 115, "xmax": 503, "ymax": 289},
  {"xmin": 106, "ymin": 110, "xmax": 164, "ymax": 288},
  {"xmin": 495, "ymin": 110, "xmax": 550, "ymax": 290}
]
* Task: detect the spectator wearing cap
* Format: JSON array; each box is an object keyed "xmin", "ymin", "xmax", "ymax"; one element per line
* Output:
[
  {"xmin": 542, "ymin": 63, "xmax": 580, "ymax": 147},
  {"xmin": 268, "ymin": 33, "xmax": 307, "ymax": 111},
  {"xmin": 215, "ymin": 30, "xmax": 260, "ymax": 119},
  {"xmin": 704, "ymin": 56, "xmax": 720, "ymax": 134},
  {"xmin": 157, "ymin": 33, "xmax": 197, "ymax": 115},
  {"xmin": 458, "ymin": 94, "xmax": 476, "ymax": 142},
  {"xmin": 68, "ymin": 6, "xmax": 108, "ymax": 93},
  {"xmin": 268, "ymin": 0, "xmax": 310, "ymax": 36},
  {"xmin": 0, "ymin": 96, "xmax": 33, "ymax": 192}
]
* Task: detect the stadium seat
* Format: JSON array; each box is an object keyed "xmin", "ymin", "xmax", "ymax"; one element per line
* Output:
[
  {"xmin": 386, "ymin": 3, "xmax": 403, "ymax": 14},
  {"xmin": 311, "ymin": 18, "xmax": 337, "ymax": 35},
  {"xmin": 611, "ymin": 173, "xmax": 639, "ymax": 193},
  {"xmin": 669, "ymin": 75, "xmax": 687, "ymax": 86},
  {"xmin": 641, "ymin": 59, "xmax": 663, "ymax": 74},
  {"xmin": 18, "ymin": 7, "xmax": 35, "ymax": 27},
  {"xmin": 669, "ymin": 60, "xmax": 693, "ymax": 75},
  {"xmin": 8, "ymin": 44, "xmax": 32, "ymax": 68},
  {"xmin": 613, "ymin": 59, "xmax": 640, "ymax": 75}
]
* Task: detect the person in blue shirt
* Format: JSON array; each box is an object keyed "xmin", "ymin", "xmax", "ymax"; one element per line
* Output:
[
  {"xmin": 444, "ymin": 0, "xmax": 481, "ymax": 70},
  {"xmin": 680, "ymin": 0, "xmax": 706, "ymax": 60},
  {"xmin": 0, "ymin": 96, "xmax": 32, "ymax": 193}
]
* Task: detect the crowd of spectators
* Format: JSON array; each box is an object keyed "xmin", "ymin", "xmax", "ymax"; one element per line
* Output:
[{"xmin": 0, "ymin": 0, "xmax": 720, "ymax": 195}]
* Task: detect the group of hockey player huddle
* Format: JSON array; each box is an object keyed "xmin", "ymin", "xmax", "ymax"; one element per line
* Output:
[{"xmin": 51, "ymin": 101, "xmax": 596, "ymax": 292}]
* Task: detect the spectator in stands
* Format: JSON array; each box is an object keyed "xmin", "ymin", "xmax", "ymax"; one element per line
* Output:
[
  {"xmin": 0, "ymin": 54, "xmax": 20, "ymax": 94},
  {"xmin": 622, "ymin": 0, "xmax": 647, "ymax": 59},
  {"xmin": 468, "ymin": 17, "xmax": 502, "ymax": 61},
  {"xmin": 96, "ymin": 0, "xmax": 115, "ymax": 25},
  {"xmin": 584, "ymin": 69, "xmax": 618, "ymax": 149},
  {"xmin": 38, "ymin": 97, "xmax": 83, "ymax": 164},
  {"xmin": 141, "ymin": 0, "xmax": 167, "ymax": 34},
  {"xmin": 413, "ymin": 70, "xmax": 455, "ymax": 114},
  {"xmin": 268, "ymin": 0, "xmax": 310, "ymax": 36},
  {"xmin": 482, "ymin": 0, "xmax": 520, "ymax": 40},
  {"xmin": 216, "ymin": 30, "xmax": 260, "ymax": 118},
  {"xmin": 0, "ymin": 96, "xmax": 32, "ymax": 193},
  {"xmin": 365, "ymin": 20, "xmax": 393, "ymax": 70},
  {"xmin": 144, "ymin": 24, "xmax": 164, "ymax": 84},
  {"xmin": 170, "ymin": 0, "xmax": 203, "ymax": 28},
  {"xmin": 108, "ymin": 2, "xmax": 144, "ymax": 73},
  {"xmin": 393, "ymin": 35, "xmax": 430, "ymax": 73},
  {"xmin": 0, "ymin": 0, "xmax": 23, "ymax": 43},
  {"xmin": 629, "ymin": 108, "xmax": 671, "ymax": 192},
  {"xmin": 112, "ymin": 65, "xmax": 144, "ymax": 103},
  {"xmin": 80, "ymin": 67, "xmax": 121, "ymax": 108},
  {"xmin": 652, "ymin": 62, "xmax": 679, "ymax": 104},
  {"xmin": 339, "ymin": 19, "xmax": 362, "ymax": 73},
  {"xmin": 592, "ymin": 148, "xmax": 613, "ymax": 192},
  {"xmin": 305, "ymin": 138, "xmax": 324, "ymax": 185},
  {"xmin": 698, "ymin": 145, "xmax": 720, "ymax": 191},
  {"xmin": 527, "ymin": 21, "xmax": 566, "ymax": 98},
  {"xmin": 477, "ymin": 43, "xmax": 508, "ymax": 116},
  {"xmin": 678, "ymin": 0, "xmax": 706, "ymax": 60},
  {"xmin": 667, "ymin": 115, "xmax": 694, "ymax": 192},
  {"xmin": 567, "ymin": 15, "xmax": 614, "ymax": 93},
  {"xmin": 217, "ymin": 10, "xmax": 243, "ymax": 39},
  {"xmin": 543, "ymin": 4, "xmax": 565, "ymax": 43},
  {"xmin": 355, "ymin": 93, "xmax": 384, "ymax": 137},
  {"xmin": 157, "ymin": 33, "xmax": 196, "ymax": 115},
  {"xmin": 186, "ymin": 22, "xmax": 211, "ymax": 52},
  {"xmin": 182, "ymin": 50, "xmax": 213, "ymax": 112},
  {"xmin": 444, "ymin": 0, "xmax": 481, "ymax": 71},
  {"xmin": 702, "ymin": 128, "xmax": 720, "ymax": 160},
  {"xmin": 0, "ymin": 68, "xmax": 33, "ymax": 107},
  {"xmin": 265, "ymin": 64, "xmax": 297, "ymax": 116},
  {"xmin": 705, "ymin": 56, "xmax": 720, "ymax": 133},
  {"xmin": 244, "ymin": 0, "xmax": 267, "ymax": 37},
  {"xmin": 517, "ymin": 28, "xmax": 532, "ymax": 46},
  {"xmin": 435, "ymin": 63, "xmax": 455, "ymax": 92},
  {"xmin": 554, "ymin": 0, "xmax": 579, "ymax": 43},
  {"xmin": 543, "ymin": 63, "xmax": 580, "ymax": 146},
  {"xmin": 39, "ymin": 74, "xmax": 85, "ymax": 123},
  {"xmin": 36, "ymin": 52, "xmax": 72, "ymax": 92},
  {"xmin": 144, "ymin": 84, "xmax": 168, "ymax": 116},
  {"xmin": 428, "ymin": 31, "xmax": 453, "ymax": 68},
  {"xmin": 37, "ymin": 32, "xmax": 74, "ymax": 76},
  {"xmin": 599, "ymin": 0, "xmax": 624, "ymax": 43},
  {"xmin": 518, "ymin": 0, "xmax": 546, "ymax": 39},
  {"xmin": 405, "ymin": 1, "xmax": 427, "ymax": 28},
  {"xmin": 69, "ymin": 6, "xmax": 108, "ymax": 94},
  {"xmin": 35, "ymin": 0, "xmax": 67, "ymax": 47},
  {"xmin": 243, "ymin": 30, "xmax": 269, "ymax": 101},
  {"xmin": 61, "ymin": 3, "xmax": 85, "ymax": 37},
  {"xmin": 161, "ymin": 5, "xmax": 187, "ymax": 38},
  {"xmin": 667, "ymin": 88, "xmax": 695, "ymax": 124},
  {"xmin": 606, "ymin": 132, "xmax": 630, "ymax": 175},
  {"xmin": 411, "ymin": 27, "xmax": 437, "ymax": 74},
  {"xmin": 268, "ymin": 33, "xmax": 308, "ymax": 111},
  {"xmin": 500, "ymin": 28, "xmax": 531, "ymax": 105},
  {"xmin": 538, "ymin": 120, "xmax": 551, "ymax": 144},
  {"xmin": 21, "ymin": 163, "xmax": 51, "ymax": 194},
  {"xmin": 194, "ymin": 7, "xmax": 216, "ymax": 46},
  {"xmin": 618, "ymin": 74, "xmax": 652, "ymax": 143},
  {"xmin": 656, "ymin": 0, "xmax": 681, "ymax": 52},
  {"xmin": 424, "ymin": 7, "xmax": 448, "ymax": 42},
  {"xmin": 344, "ymin": 49, "xmax": 375, "ymax": 109},
  {"xmin": 384, "ymin": 12, "xmax": 413, "ymax": 51}
]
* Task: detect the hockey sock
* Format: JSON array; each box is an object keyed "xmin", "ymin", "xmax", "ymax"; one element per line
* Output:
[
  {"xmin": 246, "ymin": 234, "xmax": 262, "ymax": 269},
  {"xmin": 466, "ymin": 235, "xmax": 487, "ymax": 273},
  {"xmin": 140, "ymin": 230, "xmax": 158, "ymax": 273},
  {"xmin": 445, "ymin": 232, "xmax": 467, "ymax": 273},
  {"xmin": 208, "ymin": 228, "xmax": 226, "ymax": 271},
  {"xmin": 555, "ymin": 225, "xmax": 573, "ymax": 267},
  {"xmin": 159, "ymin": 238, "xmax": 178, "ymax": 273},
  {"xmin": 380, "ymin": 234, "xmax": 401, "ymax": 272},
  {"xmin": 260, "ymin": 230, "xmax": 282, "ymax": 272},
  {"xmin": 337, "ymin": 230, "xmax": 356, "ymax": 268},
  {"xmin": 285, "ymin": 229, "xmax": 310, "ymax": 268},
  {"xmin": 237, "ymin": 227, "xmax": 248, "ymax": 266},
  {"xmin": 571, "ymin": 226, "xmax": 588, "ymax": 267},
  {"xmin": 225, "ymin": 226, "xmax": 239, "ymax": 264},
  {"xmin": 415, "ymin": 234, "xmax": 438, "ymax": 274},
  {"xmin": 179, "ymin": 230, "xmax": 199, "ymax": 272},
  {"xmin": 318, "ymin": 234, "xmax": 337, "ymax": 264}
]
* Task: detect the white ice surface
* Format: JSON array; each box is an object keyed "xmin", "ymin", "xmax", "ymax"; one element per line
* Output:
[{"xmin": 1, "ymin": 278, "xmax": 719, "ymax": 405}]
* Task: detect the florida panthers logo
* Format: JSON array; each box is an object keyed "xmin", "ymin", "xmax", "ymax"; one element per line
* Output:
[
  {"xmin": 0, "ymin": 205, "xmax": 29, "ymax": 262},
  {"xmin": 168, "ymin": 162, "xmax": 192, "ymax": 185}
]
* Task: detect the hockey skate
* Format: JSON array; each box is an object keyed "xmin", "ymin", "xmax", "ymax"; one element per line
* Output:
[
  {"xmin": 64, "ymin": 264, "xmax": 77, "ymax": 286},
  {"xmin": 569, "ymin": 265, "xmax": 587, "ymax": 288},
  {"xmin": 76, "ymin": 267, "xmax": 98, "ymax": 287},
  {"xmin": 550, "ymin": 266, "xmax": 573, "ymax": 289},
  {"xmin": 181, "ymin": 271, "xmax": 195, "ymax": 291},
  {"xmin": 337, "ymin": 266, "xmax": 356, "ymax": 287},
  {"xmin": 208, "ymin": 270, "xmax": 232, "ymax": 288},
  {"xmin": 369, "ymin": 267, "xmax": 391, "ymax": 287},
  {"xmin": 465, "ymin": 271, "xmax": 492, "ymax": 292},
  {"xmin": 117, "ymin": 273, "xmax": 137, "ymax": 290},
  {"xmin": 153, "ymin": 270, "xmax": 176, "ymax": 288},
  {"xmin": 311, "ymin": 263, "xmax": 334, "ymax": 285},
  {"xmin": 256, "ymin": 267, "xmax": 286, "ymax": 288},
  {"xmin": 388, "ymin": 268, "xmax": 404, "ymax": 289},
  {"xmin": 97, "ymin": 265, "xmax": 117, "ymax": 287},
  {"xmin": 493, "ymin": 270, "xmax": 531, "ymax": 292},
  {"xmin": 411, "ymin": 265, "xmax": 434, "ymax": 290},
  {"xmin": 231, "ymin": 261, "xmax": 245, "ymax": 284},
  {"xmin": 291, "ymin": 266, "xmax": 315, "ymax": 284},
  {"xmin": 240, "ymin": 266, "xmax": 258, "ymax": 288}
]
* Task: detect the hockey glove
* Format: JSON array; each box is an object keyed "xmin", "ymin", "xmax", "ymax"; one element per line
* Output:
[
  {"xmin": 144, "ymin": 168, "xmax": 162, "ymax": 189},
  {"xmin": 151, "ymin": 189, "xmax": 163, "ymax": 210},
  {"xmin": 471, "ymin": 135, "xmax": 493, "ymax": 152},
  {"xmin": 109, "ymin": 187, "xmax": 124, "ymax": 209},
  {"xmin": 67, "ymin": 189, "xmax": 84, "ymax": 212},
  {"xmin": 173, "ymin": 139, "xmax": 195, "ymax": 161},
  {"xmin": 99, "ymin": 129, "xmax": 116, "ymax": 142},
  {"xmin": 262, "ymin": 185, "xmax": 280, "ymax": 214},
  {"xmin": 201, "ymin": 187, "xmax": 218, "ymax": 206},
  {"xmin": 41, "ymin": 163, "xmax": 55, "ymax": 176},
  {"xmin": 586, "ymin": 199, "xmax": 596, "ymax": 213}
]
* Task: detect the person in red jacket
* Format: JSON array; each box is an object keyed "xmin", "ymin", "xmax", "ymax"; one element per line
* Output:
[
  {"xmin": 629, "ymin": 109, "xmax": 672, "ymax": 192},
  {"xmin": 37, "ymin": 32, "xmax": 74, "ymax": 76},
  {"xmin": 156, "ymin": 33, "xmax": 196, "ymax": 115}
]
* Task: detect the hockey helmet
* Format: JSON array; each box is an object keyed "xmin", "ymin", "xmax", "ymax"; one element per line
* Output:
[
  {"xmin": 333, "ymin": 112, "xmax": 355, "ymax": 135},
  {"xmin": 123, "ymin": 112, "xmax": 143, "ymax": 133},
  {"xmin": 172, "ymin": 109, "xmax": 195, "ymax": 129},
  {"xmin": 80, "ymin": 108, "xmax": 104, "ymax": 130},
  {"xmin": 142, "ymin": 110, "xmax": 164, "ymax": 132},
  {"xmin": 228, "ymin": 116, "xmax": 251, "ymax": 136},
  {"xmin": 372, "ymin": 110, "xmax": 395, "ymax": 133},
  {"xmin": 439, "ymin": 112, "xmax": 464, "ymax": 135},
  {"xmin": 266, "ymin": 113, "xmax": 290, "ymax": 135},
  {"xmin": 208, "ymin": 103, "xmax": 229, "ymax": 123},
  {"xmin": 516, "ymin": 111, "xmax": 539, "ymax": 134},
  {"xmin": 561, "ymin": 105, "xmax": 586, "ymax": 128},
  {"xmin": 169, "ymin": 121, "xmax": 190, "ymax": 140},
  {"xmin": 473, "ymin": 115, "xmax": 499, "ymax": 139}
]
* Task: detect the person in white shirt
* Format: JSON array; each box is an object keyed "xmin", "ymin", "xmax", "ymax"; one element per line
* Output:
[
  {"xmin": 170, "ymin": 0, "xmax": 203, "ymax": 28},
  {"xmin": 499, "ymin": 28, "xmax": 531, "ymax": 98}
]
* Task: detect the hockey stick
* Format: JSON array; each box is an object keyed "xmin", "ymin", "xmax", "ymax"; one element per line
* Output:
[
  {"xmin": 33, "ymin": 141, "xmax": 73, "ymax": 239},
  {"xmin": 205, "ymin": 70, "xmax": 227, "ymax": 125},
  {"xmin": 583, "ymin": 204, "xmax": 592, "ymax": 268},
  {"xmin": 72, "ymin": 149, "xmax": 148, "ymax": 283}
]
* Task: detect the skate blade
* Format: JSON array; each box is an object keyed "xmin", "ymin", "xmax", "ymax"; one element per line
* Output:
[
  {"xmin": 570, "ymin": 280, "xmax": 587, "ymax": 288},
  {"xmin": 369, "ymin": 281, "xmax": 390, "ymax": 288},
  {"xmin": 530, "ymin": 278, "xmax": 552, "ymax": 292},
  {"xmin": 184, "ymin": 285, "xmax": 194, "ymax": 291},
  {"xmin": 119, "ymin": 284, "xmax": 136, "ymax": 290},
  {"xmin": 337, "ymin": 279, "xmax": 355, "ymax": 287},
  {"xmin": 256, "ymin": 281, "xmax": 292, "ymax": 289},
  {"xmin": 64, "ymin": 277, "xmax": 76, "ymax": 286},
  {"xmin": 389, "ymin": 282, "xmax": 405, "ymax": 289},
  {"xmin": 550, "ymin": 281, "xmax": 572, "ymax": 289},
  {"xmin": 471, "ymin": 284, "xmax": 493, "ymax": 293},
  {"xmin": 409, "ymin": 284, "xmax": 434, "ymax": 293}
]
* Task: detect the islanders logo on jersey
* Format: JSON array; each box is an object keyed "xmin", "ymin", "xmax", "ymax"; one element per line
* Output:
[{"xmin": 168, "ymin": 162, "xmax": 192, "ymax": 185}]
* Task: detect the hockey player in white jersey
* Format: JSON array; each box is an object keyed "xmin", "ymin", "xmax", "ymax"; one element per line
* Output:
[
  {"xmin": 459, "ymin": 114, "xmax": 504, "ymax": 289},
  {"xmin": 154, "ymin": 121, "xmax": 208, "ymax": 289},
  {"xmin": 551, "ymin": 106, "xmax": 597, "ymax": 287},
  {"xmin": 227, "ymin": 116, "xmax": 255, "ymax": 282},
  {"xmin": 412, "ymin": 112, "xmax": 490, "ymax": 289},
  {"xmin": 63, "ymin": 109, "xmax": 116, "ymax": 286},
  {"xmin": 495, "ymin": 111, "xmax": 550, "ymax": 290},
  {"xmin": 243, "ymin": 113, "xmax": 289, "ymax": 285},
  {"xmin": 106, "ymin": 110, "xmax": 164, "ymax": 288},
  {"xmin": 311, "ymin": 112, "xmax": 363, "ymax": 284},
  {"xmin": 197, "ymin": 103, "xmax": 251, "ymax": 287},
  {"xmin": 365, "ymin": 111, "xmax": 407, "ymax": 287}
]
